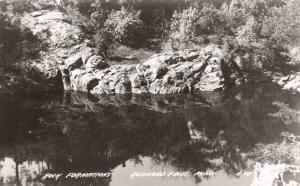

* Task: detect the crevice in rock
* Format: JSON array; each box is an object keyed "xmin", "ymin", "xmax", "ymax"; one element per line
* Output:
[
  {"xmin": 87, "ymin": 79, "xmax": 99, "ymax": 92},
  {"xmin": 220, "ymin": 59, "xmax": 238, "ymax": 89},
  {"xmin": 60, "ymin": 69, "xmax": 71, "ymax": 90},
  {"xmin": 55, "ymin": 69, "xmax": 64, "ymax": 92}
]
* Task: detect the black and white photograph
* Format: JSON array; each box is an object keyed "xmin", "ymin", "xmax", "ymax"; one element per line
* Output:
[{"xmin": 0, "ymin": 0, "xmax": 300, "ymax": 185}]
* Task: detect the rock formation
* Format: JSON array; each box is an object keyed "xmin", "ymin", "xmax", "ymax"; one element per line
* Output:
[
  {"xmin": 3, "ymin": 8, "xmax": 286, "ymax": 95},
  {"xmin": 62, "ymin": 46, "xmax": 247, "ymax": 94},
  {"xmin": 0, "ymin": 8, "xmax": 247, "ymax": 95}
]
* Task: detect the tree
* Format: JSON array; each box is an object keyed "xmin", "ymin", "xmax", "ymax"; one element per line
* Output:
[
  {"xmin": 104, "ymin": 6, "xmax": 142, "ymax": 47},
  {"xmin": 262, "ymin": 0, "xmax": 300, "ymax": 46},
  {"xmin": 169, "ymin": 3, "xmax": 230, "ymax": 50},
  {"xmin": 93, "ymin": 29, "xmax": 114, "ymax": 58}
]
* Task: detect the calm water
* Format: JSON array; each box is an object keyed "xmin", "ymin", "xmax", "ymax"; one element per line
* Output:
[{"xmin": 0, "ymin": 83, "xmax": 299, "ymax": 186}]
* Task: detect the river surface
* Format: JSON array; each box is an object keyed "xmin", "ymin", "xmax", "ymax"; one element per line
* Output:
[{"xmin": 0, "ymin": 83, "xmax": 299, "ymax": 186}]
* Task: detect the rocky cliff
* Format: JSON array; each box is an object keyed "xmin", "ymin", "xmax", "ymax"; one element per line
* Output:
[
  {"xmin": 18, "ymin": 9, "xmax": 246, "ymax": 94},
  {"xmin": 1, "ymin": 8, "xmax": 298, "ymax": 95},
  {"xmin": 63, "ymin": 46, "xmax": 247, "ymax": 94}
]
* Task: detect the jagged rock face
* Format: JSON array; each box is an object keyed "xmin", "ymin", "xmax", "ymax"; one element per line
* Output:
[
  {"xmin": 63, "ymin": 46, "xmax": 245, "ymax": 94},
  {"xmin": 10, "ymin": 9, "xmax": 246, "ymax": 95},
  {"xmin": 22, "ymin": 10, "xmax": 83, "ymax": 48},
  {"xmin": 11, "ymin": 9, "xmax": 110, "ymax": 93},
  {"xmin": 1, "ymin": 8, "xmax": 299, "ymax": 95}
]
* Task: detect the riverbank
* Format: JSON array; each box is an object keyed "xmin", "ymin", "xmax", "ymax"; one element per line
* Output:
[{"xmin": 1, "ymin": 8, "xmax": 300, "ymax": 95}]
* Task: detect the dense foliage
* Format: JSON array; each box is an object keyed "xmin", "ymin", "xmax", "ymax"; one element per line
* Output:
[
  {"xmin": 0, "ymin": 0, "xmax": 37, "ymax": 67},
  {"xmin": 1, "ymin": 0, "xmax": 300, "ymax": 68},
  {"xmin": 169, "ymin": 0, "xmax": 300, "ymax": 69}
]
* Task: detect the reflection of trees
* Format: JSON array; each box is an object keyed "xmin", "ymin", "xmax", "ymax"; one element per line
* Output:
[
  {"xmin": 250, "ymin": 133, "xmax": 300, "ymax": 186},
  {"xmin": 0, "ymin": 83, "xmax": 299, "ymax": 185}
]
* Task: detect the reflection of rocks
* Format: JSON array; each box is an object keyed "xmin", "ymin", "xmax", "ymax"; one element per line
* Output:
[
  {"xmin": 63, "ymin": 91, "xmax": 214, "ymax": 113},
  {"xmin": 0, "ymin": 84, "xmax": 300, "ymax": 185}
]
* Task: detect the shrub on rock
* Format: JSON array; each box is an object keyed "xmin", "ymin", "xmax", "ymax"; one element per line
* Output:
[{"xmin": 85, "ymin": 55, "xmax": 109, "ymax": 70}]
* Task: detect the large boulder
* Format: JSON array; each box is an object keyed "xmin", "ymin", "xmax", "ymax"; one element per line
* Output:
[
  {"xmin": 65, "ymin": 54, "xmax": 83, "ymax": 71},
  {"xmin": 9, "ymin": 8, "xmax": 261, "ymax": 95},
  {"xmin": 21, "ymin": 10, "xmax": 84, "ymax": 48},
  {"xmin": 64, "ymin": 45, "xmax": 246, "ymax": 95},
  {"xmin": 90, "ymin": 65, "xmax": 136, "ymax": 94},
  {"xmin": 9, "ymin": 9, "xmax": 108, "ymax": 94},
  {"xmin": 4, "ymin": 8, "xmax": 299, "ymax": 95},
  {"xmin": 85, "ymin": 55, "xmax": 109, "ymax": 70}
]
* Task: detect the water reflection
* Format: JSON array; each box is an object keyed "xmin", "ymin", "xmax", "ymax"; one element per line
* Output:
[
  {"xmin": 0, "ymin": 83, "xmax": 299, "ymax": 185},
  {"xmin": 0, "ymin": 158, "xmax": 47, "ymax": 185}
]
